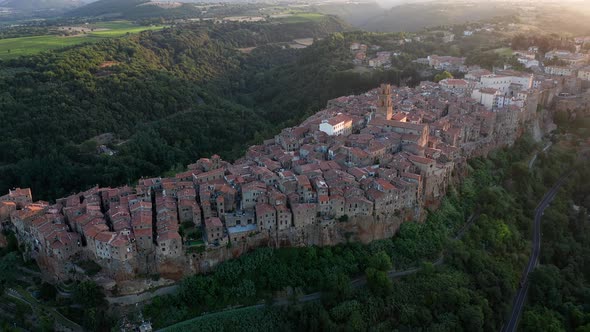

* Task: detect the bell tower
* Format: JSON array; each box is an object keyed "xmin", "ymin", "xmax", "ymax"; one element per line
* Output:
[{"xmin": 377, "ymin": 84, "xmax": 393, "ymax": 120}]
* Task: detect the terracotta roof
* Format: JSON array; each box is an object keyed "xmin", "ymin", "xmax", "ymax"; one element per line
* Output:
[
  {"xmin": 408, "ymin": 155, "xmax": 435, "ymax": 165},
  {"xmin": 327, "ymin": 114, "xmax": 353, "ymax": 126},
  {"xmin": 205, "ymin": 217, "xmax": 223, "ymax": 228},
  {"xmin": 479, "ymin": 88, "xmax": 499, "ymax": 94},
  {"xmin": 134, "ymin": 228, "xmax": 153, "ymax": 237},
  {"xmin": 256, "ymin": 203, "xmax": 275, "ymax": 216},
  {"xmin": 401, "ymin": 172, "xmax": 421, "ymax": 180},
  {"xmin": 94, "ymin": 231, "xmax": 115, "ymax": 243},
  {"xmin": 441, "ymin": 79, "xmax": 468, "ymax": 86},
  {"xmin": 375, "ymin": 178, "xmax": 396, "ymax": 191},
  {"xmin": 157, "ymin": 230, "xmax": 181, "ymax": 241}
]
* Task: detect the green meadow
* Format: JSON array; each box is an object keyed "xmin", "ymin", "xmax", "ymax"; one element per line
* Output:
[
  {"xmin": 493, "ymin": 47, "xmax": 514, "ymax": 57},
  {"xmin": 0, "ymin": 21, "xmax": 165, "ymax": 60}
]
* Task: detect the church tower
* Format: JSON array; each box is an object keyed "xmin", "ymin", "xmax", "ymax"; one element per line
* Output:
[{"xmin": 377, "ymin": 84, "xmax": 393, "ymax": 120}]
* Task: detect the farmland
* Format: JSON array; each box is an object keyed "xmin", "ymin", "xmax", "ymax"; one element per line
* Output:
[{"xmin": 0, "ymin": 21, "xmax": 165, "ymax": 60}]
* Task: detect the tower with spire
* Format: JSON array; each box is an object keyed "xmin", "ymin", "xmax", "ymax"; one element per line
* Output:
[{"xmin": 377, "ymin": 83, "xmax": 393, "ymax": 120}]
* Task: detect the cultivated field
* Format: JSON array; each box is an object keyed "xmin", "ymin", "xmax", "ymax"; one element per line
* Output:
[{"xmin": 0, "ymin": 21, "xmax": 165, "ymax": 60}]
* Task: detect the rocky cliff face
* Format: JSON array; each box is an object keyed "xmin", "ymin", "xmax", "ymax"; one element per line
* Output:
[{"xmin": 154, "ymin": 212, "xmax": 408, "ymax": 281}]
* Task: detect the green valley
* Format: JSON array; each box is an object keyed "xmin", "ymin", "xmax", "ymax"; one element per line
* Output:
[{"xmin": 0, "ymin": 21, "xmax": 165, "ymax": 60}]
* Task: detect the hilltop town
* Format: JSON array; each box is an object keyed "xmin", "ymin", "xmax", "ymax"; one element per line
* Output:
[{"xmin": 0, "ymin": 51, "xmax": 573, "ymax": 289}]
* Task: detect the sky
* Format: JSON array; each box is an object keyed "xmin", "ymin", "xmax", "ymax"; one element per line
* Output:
[{"xmin": 370, "ymin": 0, "xmax": 590, "ymax": 9}]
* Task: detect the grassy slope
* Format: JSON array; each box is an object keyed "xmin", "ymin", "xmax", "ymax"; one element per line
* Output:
[
  {"xmin": 493, "ymin": 47, "xmax": 513, "ymax": 57},
  {"xmin": 0, "ymin": 21, "xmax": 164, "ymax": 60},
  {"xmin": 276, "ymin": 13, "xmax": 327, "ymax": 24}
]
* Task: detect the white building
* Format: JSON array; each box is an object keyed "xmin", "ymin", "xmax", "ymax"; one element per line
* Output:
[
  {"xmin": 577, "ymin": 67, "xmax": 590, "ymax": 81},
  {"xmin": 544, "ymin": 66, "xmax": 576, "ymax": 77},
  {"xmin": 544, "ymin": 50, "xmax": 588, "ymax": 66},
  {"xmin": 513, "ymin": 50, "xmax": 536, "ymax": 60},
  {"xmin": 545, "ymin": 50, "xmax": 572, "ymax": 60},
  {"xmin": 471, "ymin": 88, "xmax": 502, "ymax": 110},
  {"xmin": 517, "ymin": 58, "xmax": 540, "ymax": 68},
  {"xmin": 319, "ymin": 114, "xmax": 353, "ymax": 136},
  {"xmin": 478, "ymin": 73, "xmax": 533, "ymax": 93}
]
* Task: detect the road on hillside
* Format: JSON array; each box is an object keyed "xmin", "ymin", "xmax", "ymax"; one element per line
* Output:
[
  {"xmin": 158, "ymin": 213, "xmax": 480, "ymax": 331},
  {"xmin": 6, "ymin": 288, "xmax": 83, "ymax": 331},
  {"xmin": 501, "ymin": 174, "xmax": 568, "ymax": 332},
  {"xmin": 528, "ymin": 143, "xmax": 552, "ymax": 170},
  {"xmin": 107, "ymin": 284, "xmax": 179, "ymax": 305}
]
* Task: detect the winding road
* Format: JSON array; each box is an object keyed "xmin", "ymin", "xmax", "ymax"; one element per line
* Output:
[
  {"xmin": 528, "ymin": 143, "xmax": 552, "ymax": 170},
  {"xmin": 107, "ymin": 284, "xmax": 179, "ymax": 305},
  {"xmin": 501, "ymin": 174, "xmax": 568, "ymax": 332}
]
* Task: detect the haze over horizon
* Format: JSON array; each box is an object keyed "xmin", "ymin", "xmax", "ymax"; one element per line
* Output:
[{"xmin": 368, "ymin": 0, "xmax": 590, "ymax": 9}]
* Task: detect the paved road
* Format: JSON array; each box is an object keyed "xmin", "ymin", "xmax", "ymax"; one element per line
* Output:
[
  {"xmin": 107, "ymin": 284, "xmax": 179, "ymax": 305},
  {"xmin": 528, "ymin": 143, "xmax": 552, "ymax": 170},
  {"xmin": 501, "ymin": 174, "xmax": 568, "ymax": 332},
  {"xmin": 6, "ymin": 288, "xmax": 83, "ymax": 332}
]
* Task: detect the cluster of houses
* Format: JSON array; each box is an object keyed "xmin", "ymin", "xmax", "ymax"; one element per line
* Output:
[
  {"xmin": 541, "ymin": 49, "xmax": 590, "ymax": 81},
  {"xmin": 435, "ymin": 68, "xmax": 535, "ymax": 111},
  {"xmin": 513, "ymin": 48, "xmax": 540, "ymax": 69},
  {"xmin": 350, "ymin": 43, "xmax": 395, "ymax": 68},
  {"xmin": 415, "ymin": 55, "xmax": 468, "ymax": 73},
  {"xmin": 510, "ymin": 42, "xmax": 590, "ymax": 81},
  {"xmin": 1, "ymin": 73, "xmax": 554, "ymax": 281}
]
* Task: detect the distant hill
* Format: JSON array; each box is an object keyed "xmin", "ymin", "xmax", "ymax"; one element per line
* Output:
[
  {"xmin": 0, "ymin": 0, "xmax": 89, "ymax": 10},
  {"xmin": 66, "ymin": 0, "xmax": 210, "ymax": 19},
  {"xmin": 0, "ymin": 0, "xmax": 97, "ymax": 18},
  {"xmin": 66, "ymin": 0, "xmax": 150, "ymax": 18},
  {"xmin": 312, "ymin": 2, "xmax": 383, "ymax": 28},
  {"xmin": 317, "ymin": 2, "xmax": 517, "ymax": 32}
]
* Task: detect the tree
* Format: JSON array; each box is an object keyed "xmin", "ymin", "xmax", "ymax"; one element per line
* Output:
[
  {"xmin": 0, "ymin": 252, "xmax": 19, "ymax": 292},
  {"xmin": 329, "ymin": 300, "xmax": 361, "ymax": 323},
  {"xmin": 323, "ymin": 271, "xmax": 352, "ymax": 303},
  {"xmin": 521, "ymin": 307, "xmax": 564, "ymax": 332},
  {"xmin": 528, "ymin": 265, "xmax": 563, "ymax": 308},
  {"xmin": 367, "ymin": 251, "xmax": 393, "ymax": 272},
  {"xmin": 458, "ymin": 305, "xmax": 485, "ymax": 331},
  {"xmin": 365, "ymin": 267, "xmax": 392, "ymax": 297},
  {"xmin": 434, "ymin": 71, "xmax": 453, "ymax": 83},
  {"xmin": 74, "ymin": 280, "xmax": 105, "ymax": 308},
  {"xmin": 39, "ymin": 282, "xmax": 57, "ymax": 302}
]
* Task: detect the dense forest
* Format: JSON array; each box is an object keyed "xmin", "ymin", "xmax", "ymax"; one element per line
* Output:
[
  {"xmin": 521, "ymin": 155, "xmax": 590, "ymax": 330},
  {"xmin": 0, "ymin": 12, "xmax": 537, "ymax": 201},
  {"xmin": 141, "ymin": 136, "xmax": 583, "ymax": 331},
  {"xmin": 0, "ymin": 20, "xmax": 424, "ymax": 201}
]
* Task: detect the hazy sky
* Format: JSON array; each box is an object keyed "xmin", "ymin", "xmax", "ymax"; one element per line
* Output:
[{"xmin": 370, "ymin": 0, "xmax": 590, "ymax": 9}]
